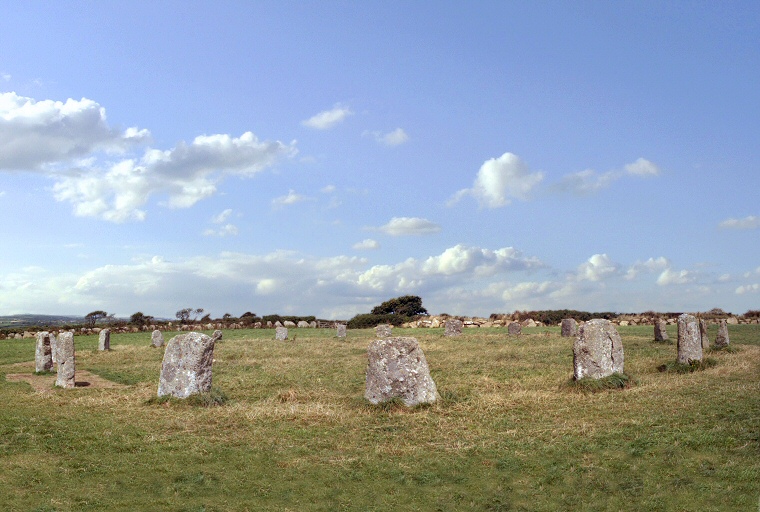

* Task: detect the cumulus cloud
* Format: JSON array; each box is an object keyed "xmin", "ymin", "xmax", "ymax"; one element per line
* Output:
[
  {"xmin": 203, "ymin": 224, "xmax": 239, "ymax": 237},
  {"xmin": 353, "ymin": 239, "xmax": 380, "ymax": 250},
  {"xmin": 365, "ymin": 128, "xmax": 409, "ymax": 146},
  {"xmin": 272, "ymin": 189, "xmax": 311, "ymax": 208},
  {"xmin": 449, "ymin": 152, "xmax": 544, "ymax": 208},
  {"xmin": 301, "ymin": 104, "xmax": 353, "ymax": 130},
  {"xmin": 577, "ymin": 254, "xmax": 619, "ymax": 282},
  {"xmin": 421, "ymin": 244, "xmax": 542, "ymax": 277},
  {"xmin": 736, "ymin": 283, "xmax": 759, "ymax": 294},
  {"xmin": 377, "ymin": 217, "xmax": 441, "ymax": 236},
  {"xmin": 656, "ymin": 268, "xmax": 696, "ymax": 286},
  {"xmin": 625, "ymin": 257, "xmax": 670, "ymax": 280},
  {"xmin": 624, "ymin": 157, "xmax": 660, "ymax": 176},
  {"xmin": 719, "ymin": 215, "xmax": 760, "ymax": 230}
]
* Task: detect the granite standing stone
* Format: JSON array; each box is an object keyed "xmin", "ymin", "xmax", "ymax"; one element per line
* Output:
[
  {"xmin": 677, "ymin": 314, "xmax": 702, "ymax": 364},
  {"xmin": 275, "ymin": 326, "xmax": 288, "ymax": 341},
  {"xmin": 157, "ymin": 332, "xmax": 216, "ymax": 398},
  {"xmin": 151, "ymin": 329, "xmax": 165, "ymax": 348},
  {"xmin": 98, "ymin": 329, "xmax": 110, "ymax": 351},
  {"xmin": 443, "ymin": 318, "xmax": 463, "ymax": 337},
  {"xmin": 573, "ymin": 319, "xmax": 625, "ymax": 380},
  {"xmin": 336, "ymin": 324, "xmax": 347, "ymax": 338},
  {"xmin": 375, "ymin": 324, "xmax": 393, "ymax": 338},
  {"xmin": 51, "ymin": 333, "xmax": 58, "ymax": 364},
  {"xmin": 654, "ymin": 318, "xmax": 669, "ymax": 342},
  {"xmin": 35, "ymin": 331, "xmax": 53, "ymax": 372},
  {"xmin": 55, "ymin": 332, "xmax": 76, "ymax": 389},
  {"xmin": 365, "ymin": 336, "xmax": 438, "ymax": 407},
  {"xmin": 211, "ymin": 330, "xmax": 223, "ymax": 343},
  {"xmin": 561, "ymin": 318, "xmax": 578, "ymax": 337},
  {"xmin": 699, "ymin": 319, "xmax": 711, "ymax": 351},
  {"xmin": 714, "ymin": 319, "xmax": 730, "ymax": 348},
  {"xmin": 297, "ymin": 320, "xmax": 310, "ymax": 328},
  {"xmin": 508, "ymin": 322, "xmax": 522, "ymax": 336}
]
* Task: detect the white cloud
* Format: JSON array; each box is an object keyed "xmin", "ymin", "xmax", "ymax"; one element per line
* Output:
[
  {"xmin": 577, "ymin": 254, "xmax": 619, "ymax": 282},
  {"xmin": 555, "ymin": 158, "xmax": 660, "ymax": 195},
  {"xmin": 203, "ymin": 224, "xmax": 238, "ymax": 237},
  {"xmin": 421, "ymin": 244, "xmax": 542, "ymax": 277},
  {"xmin": 211, "ymin": 209, "xmax": 233, "ymax": 224},
  {"xmin": 377, "ymin": 217, "xmax": 441, "ymax": 236},
  {"xmin": 366, "ymin": 128, "xmax": 409, "ymax": 146},
  {"xmin": 736, "ymin": 283, "xmax": 760, "ymax": 294},
  {"xmin": 449, "ymin": 152, "xmax": 544, "ymax": 208},
  {"xmin": 657, "ymin": 268, "xmax": 696, "ymax": 286},
  {"xmin": 1, "ymin": 74, "xmax": 10, "ymax": 82},
  {"xmin": 625, "ymin": 257, "xmax": 670, "ymax": 280},
  {"xmin": 301, "ymin": 104, "xmax": 353, "ymax": 130},
  {"xmin": 321, "ymin": 185, "xmax": 336, "ymax": 193},
  {"xmin": 272, "ymin": 189, "xmax": 310, "ymax": 208},
  {"xmin": 624, "ymin": 157, "xmax": 660, "ymax": 176},
  {"xmin": 719, "ymin": 215, "xmax": 760, "ymax": 230},
  {"xmin": 353, "ymin": 239, "xmax": 380, "ymax": 250}
]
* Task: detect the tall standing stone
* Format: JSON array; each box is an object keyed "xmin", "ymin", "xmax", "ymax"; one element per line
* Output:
[
  {"xmin": 365, "ymin": 336, "xmax": 438, "ymax": 407},
  {"xmin": 336, "ymin": 324, "xmax": 347, "ymax": 338},
  {"xmin": 35, "ymin": 332, "xmax": 53, "ymax": 372},
  {"xmin": 55, "ymin": 332, "xmax": 76, "ymax": 389},
  {"xmin": 157, "ymin": 332, "xmax": 216, "ymax": 398},
  {"xmin": 508, "ymin": 322, "xmax": 522, "ymax": 336},
  {"xmin": 211, "ymin": 330, "xmax": 223, "ymax": 343},
  {"xmin": 98, "ymin": 329, "xmax": 110, "ymax": 351},
  {"xmin": 375, "ymin": 324, "xmax": 393, "ymax": 338},
  {"xmin": 51, "ymin": 333, "xmax": 58, "ymax": 364},
  {"xmin": 699, "ymin": 319, "xmax": 710, "ymax": 351},
  {"xmin": 573, "ymin": 319, "xmax": 625, "ymax": 380},
  {"xmin": 151, "ymin": 330, "xmax": 165, "ymax": 348},
  {"xmin": 654, "ymin": 318, "xmax": 669, "ymax": 341},
  {"xmin": 677, "ymin": 314, "xmax": 702, "ymax": 364},
  {"xmin": 561, "ymin": 318, "xmax": 578, "ymax": 337},
  {"xmin": 714, "ymin": 319, "xmax": 730, "ymax": 348},
  {"xmin": 275, "ymin": 326, "xmax": 288, "ymax": 341},
  {"xmin": 444, "ymin": 318, "xmax": 463, "ymax": 337}
]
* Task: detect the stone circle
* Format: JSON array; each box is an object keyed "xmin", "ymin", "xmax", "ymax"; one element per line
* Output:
[{"xmin": 573, "ymin": 319, "xmax": 624, "ymax": 380}]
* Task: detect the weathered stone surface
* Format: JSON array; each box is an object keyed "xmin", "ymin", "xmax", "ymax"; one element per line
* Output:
[
  {"xmin": 522, "ymin": 319, "xmax": 537, "ymax": 328},
  {"xmin": 726, "ymin": 316, "xmax": 739, "ymax": 325},
  {"xmin": 444, "ymin": 319, "xmax": 463, "ymax": 337},
  {"xmin": 699, "ymin": 319, "xmax": 710, "ymax": 351},
  {"xmin": 365, "ymin": 336, "xmax": 438, "ymax": 407},
  {"xmin": 55, "ymin": 332, "xmax": 76, "ymax": 389},
  {"xmin": 51, "ymin": 333, "xmax": 58, "ymax": 363},
  {"xmin": 573, "ymin": 319, "xmax": 624, "ymax": 380},
  {"xmin": 211, "ymin": 330, "xmax": 223, "ymax": 343},
  {"xmin": 654, "ymin": 318, "xmax": 669, "ymax": 341},
  {"xmin": 715, "ymin": 319, "xmax": 730, "ymax": 348},
  {"xmin": 297, "ymin": 321, "xmax": 310, "ymax": 328},
  {"xmin": 151, "ymin": 330, "xmax": 165, "ymax": 348},
  {"xmin": 677, "ymin": 314, "xmax": 702, "ymax": 364},
  {"xmin": 561, "ymin": 318, "xmax": 578, "ymax": 337},
  {"xmin": 336, "ymin": 324, "xmax": 347, "ymax": 338},
  {"xmin": 274, "ymin": 321, "xmax": 283, "ymax": 328},
  {"xmin": 508, "ymin": 322, "xmax": 522, "ymax": 336},
  {"xmin": 283, "ymin": 321, "xmax": 297, "ymax": 328},
  {"xmin": 375, "ymin": 324, "xmax": 393, "ymax": 338},
  {"xmin": 98, "ymin": 329, "xmax": 110, "ymax": 351},
  {"xmin": 157, "ymin": 332, "xmax": 216, "ymax": 398},
  {"xmin": 275, "ymin": 326, "xmax": 288, "ymax": 341},
  {"xmin": 35, "ymin": 331, "xmax": 53, "ymax": 372}
]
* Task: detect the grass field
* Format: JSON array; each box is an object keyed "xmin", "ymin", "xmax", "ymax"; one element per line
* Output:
[{"xmin": 1, "ymin": 324, "xmax": 758, "ymax": 511}]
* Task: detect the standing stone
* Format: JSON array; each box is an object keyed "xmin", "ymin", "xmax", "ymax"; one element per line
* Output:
[
  {"xmin": 375, "ymin": 324, "xmax": 393, "ymax": 338},
  {"xmin": 573, "ymin": 319, "xmax": 625, "ymax": 380},
  {"xmin": 151, "ymin": 330, "xmax": 165, "ymax": 348},
  {"xmin": 55, "ymin": 332, "xmax": 76, "ymax": 389},
  {"xmin": 507, "ymin": 322, "xmax": 522, "ymax": 336},
  {"xmin": 365, "ymin": 336, "xmax": 438, "ymax": 407},
  {"xmin": 297, "ymin": 320, "xmax": 310, "ymax": 328},
  {"xmin": 677, "ymin": 314, "xmax": 702, "ymax": 364},
  {"xmin": 336, "ymin": 324, "xmax": 347, "ymax": 338},
  {"xmin": 699, "ymin": 319, "xmax": 710, "ymax": 351},
  {"xmin": 50, "ymin": 333, "xmax": 58, "ymax": 364},
  {"xmin": 275, "ymin": 326, "xmax": 288, "ymax": 341},
  {"xmin": 211, "ymin": 330, "xmax": 223, "ymax": 343},
  {"xmin": 714, "ymin": 319, "xmax": 730, "ymax": 348},
  {"xmin": 443, "ymin": 318, "xmax": 463, "ymax": 337},
  {"xmin": 274, "ymin": 321, "xmax": 283, "ymax": 328},
  {"xmin": 561, "ymin": 318, "xmax": 578, "ymax": 337},
  {"xmin": 35, "ymin": 332, "xmax": 53, "ymax": 372},
  {"xmin": 157, "ymin": 332, "xmax": 216, "ymax": 398},
  {"xmin": 654, "ymin": 318, "xmax": 669, "ymax": 342},
  {"xmin": 98, "ymin": 329, "xmax": 111, "ymax": 351}
]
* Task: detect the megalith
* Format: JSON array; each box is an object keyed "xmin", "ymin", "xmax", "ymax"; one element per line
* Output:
[
  {"xmin": 573, "ymin": 319, "xmax": 624, "ymax": 380},
  {"xmin": 336, "ymin": 324, "xmax": 347, "ymax": 338},
  {"xmin": 98, "ymin": 329, "xmax": 110, "ymax": 351},
  {"xmin": 211, "ymin": 330, "xmax": 223, "ymax": 343},
  {"xmin": 51, "ymin": 333, "xmax": 58, "ymax": 364},
  {"xmin": 654, "ymin": 318, "xmax": 669, "ymax": 342},
  {"xmin": 375, "ymin": 324, "xmax": 393, "ymax": 338},
  {"xmin": 275, "ymin": 326, "xmax": 288, "ymax": 341},
  {"xmin": 699, "ymin": 319, "xmax": 710, "ymax": 351},
  {"xmin": 714, "ymin": 319, "xmax": 730, "ymax": 348},
  {"xmin": 444, "ymin": 318, "xmax": 463, "ymax": 337},
  {"xmin": 677, "ymin": 314, "xmax": 702, "ymax": 364},
  {"xmin": 157, "ymin": 332, "xmax": 216, "ymax": 398},
  {"xmin": 297, "ymin": 320, "xmax": 310, "ymax": 328},
  {"xmin": 561, "ymin": 318, "xmax": 578, "ymax": 337},
  {"xmin": 508, "ymin": 322, "xmax": 522, "ymax": 336},
  {"xmin": 55, "ymin": 332, "xmax": 76, "ymax": 389},
  {"xmin": 365, "ymin": 336, "xmax": 438, "ymax": 407},
  {"xmin": 151, "ymin": 330, "xmax": 165, "ymax": 348},
  {"xmin": 35, "ymin": 331, "xmax": 53, "ymax": 372}
]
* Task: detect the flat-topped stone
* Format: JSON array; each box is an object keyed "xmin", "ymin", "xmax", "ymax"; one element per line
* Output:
[
  {"xmin": 365, "ymin": 336, "xmax": 438, "ymax": 407},
  {"xmin": 158, "ymin": 332, "xmax": 216, "ymax": 398},
  {"xmin": 677, "ymin": 314, "xmax": 702, "ymax": 364},
  {"xmin": 56, "ymin": 332, "xmax": 76, "ymax": 389},
  {"xmin": 573, "ymin": 319, "xmax": 624, "ymax": 380},
  {"xmin": 35, "ymin": 331, "xmax": 53, "ymax": 373}
]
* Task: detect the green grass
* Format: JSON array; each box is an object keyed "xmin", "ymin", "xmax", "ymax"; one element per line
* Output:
[{"xmin": 1, "ymin": 325, "xmax": 758, "ymax": 511}]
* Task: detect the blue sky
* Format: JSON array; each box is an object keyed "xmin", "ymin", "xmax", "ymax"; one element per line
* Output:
[{"xmin": 1, "ymin": 1, "xmax": 758, "ymax": 319}]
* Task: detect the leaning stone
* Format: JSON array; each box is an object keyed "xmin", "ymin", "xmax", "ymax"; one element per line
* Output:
[
  {"xmin": 573, "ymin": 319, "xmax": 624, "ymax": 380},
  {"xmin": 375, "ymin": 324, "xmax": 393, "ymax": 338},
  {"xmin": 336, "ymin": 324, "xmax": 347, "ymax": 338},
  {"xmin": 654, "ymin": 318, "xmax": 669, "ymax": 341},
  {"xmin": 98, "ymin": 329, "xmax": 111, "ymax": 351},
  {"xmin": 699, "ymin": 319, "xmax": 710, "ymax": 351},
  {"xmin": 157, "ymin": 332, "xmax": 216, "ymax": 398},
  {"xmin": 561, "ymin": 318, "xmax": 578, "ymax": 337},
  {"xmin": 444, "ymin": 319, "xmax": 463, "ymax": 337},
  {"xmin": 35, "ymin": 332, "xmax": 53, "ymax": 372},
  {"xmin": 55, "ymin": 332, "xmax": 76, "ymax": 389},
  {"xmin": 365, "ymin": 336, "xmax": 438, "ymax": 407},
  {"xmin": 714, "ymin": 319, "xmax": 730, "ymax": 348},
  {"xmin": 677, "ymin": 314, "xmax": 702, "ymax": 364},
  {"xmin": 151, "ymin": 330, "xmax": 165, "ymax": 348},
  {"xmin": 211, "ymin": 330, "xmax": 223, "ymax": 343},
  {"xmin": 508, "ymin": 322, "xmax": 522, "ymax": 336},
  {"xmin": 275, "ymin": 326, "xmax": 288, "ymax": 341}
]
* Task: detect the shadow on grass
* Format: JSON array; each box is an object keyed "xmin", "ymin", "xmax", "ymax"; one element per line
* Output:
[
  {"xmin": 657, "ymin": 358, "xmax": 718, "ymax": 373},
  {"xmin": 564, "ymin": 372, "xmax": 634, "ymax": 393}
]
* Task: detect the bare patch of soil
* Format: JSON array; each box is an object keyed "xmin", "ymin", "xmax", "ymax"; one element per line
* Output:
[{"xmin": 5, "ymin": 369, "xmax": 127, "ymax": 393}]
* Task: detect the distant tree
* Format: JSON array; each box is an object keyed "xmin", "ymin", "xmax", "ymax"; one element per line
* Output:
[
  {"xmin": 129, "ymin": 312, "xmax": 154, "ymax": 326},
  {"xmin": 84, "ymin": 310, "xmax": 108, "ymax": 327},
  {"xmin": 371, "ymin": 295, "xmax": 428, "ymax": 317},
  {"xmin": 222, "ymin": 313, "xmax": 234, "ymax": 321},
  {"xmin": 240, "ymin": 312, "xmax": 256, "ymax": 318},
  {"xmin": 193, "ymin": 308, "xmax": 205, "ymax": 322},
  {"xmin": 176, "ymin": 308, "xmax": 193, "ymax": 323},
  {"xmin": 200, "ymin": 313, "xmax": 211, "ymax": 323}
]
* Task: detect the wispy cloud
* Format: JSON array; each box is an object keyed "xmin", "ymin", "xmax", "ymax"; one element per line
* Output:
[
  {"xmin": 376, "ymin": 217, "xmax": 441, "ymax": 236},
  {"xmin": 365, "ymin": 128, "xmax": 409, "ymax": 146},
  {"xmin": 203, "ymin": 209, "xmax": 238, "ymax": 236},
  {"xmin": 301, "ymin": 104, "xmax": 353, "ymax": 130},
  {"xmin": 719, "ymin": 215, "xmax": 760, "ymax": 230},
  {"xmin": 555, "ymin": 158, "xmax": 660, "ymax": 196},
  {"xmin": 272, "ymin": 189, "xmax": 311, "ymax": 208},
  {"xmin": 353, "ymin": 239, "xmax": 380, "ymax": 250}
]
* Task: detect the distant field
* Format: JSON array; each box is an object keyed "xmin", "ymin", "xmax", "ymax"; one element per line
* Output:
[{"xmin": 1, "ymin": 325, "xmax": 758, "ymax": 511}]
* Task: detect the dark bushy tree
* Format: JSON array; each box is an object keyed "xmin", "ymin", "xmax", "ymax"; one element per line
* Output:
[
  {"xmin": 371, "ymin": 295, "xmax": 428, "ymax": 317},
  {"xmin": 84, "ymin": 310, "xmax": 108, "ymax": 327}
]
